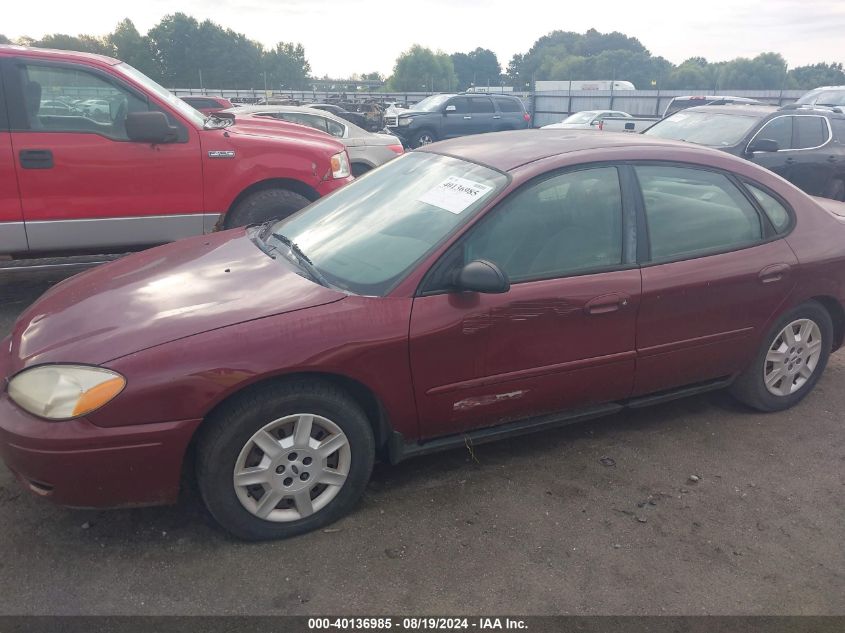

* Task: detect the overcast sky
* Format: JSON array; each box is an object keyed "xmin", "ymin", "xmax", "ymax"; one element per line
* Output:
[{"xmin": 4, "ymin": 0, "xmax": 844, "ymax": 78}]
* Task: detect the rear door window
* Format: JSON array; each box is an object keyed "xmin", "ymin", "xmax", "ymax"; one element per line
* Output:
[
  {"xmin": 495, "ymin": 98, "xmax": 522, "ymax": 113},
  {"xmin": 745, "ymin": 183, "xmax": 792, "ymax": 233},
  {"xmin": 469, "ymin": 97, "xmax": 494, "ymax": 114},
  {"xmin": 793, "ymin": 116, "xmax": 829, "ymax": 149},
  {"xmin": 636, "ymin": 165, "xmax": 763, "ymax": 262}
]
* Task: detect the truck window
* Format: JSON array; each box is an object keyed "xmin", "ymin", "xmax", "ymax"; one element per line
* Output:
[
  {"xmin": 469, "ymin": 97, "xmax": 494, "ymax": 114},
  {"xmin": 755, "ymin": 116, "xmax": 793, "ymax": 150},
  {"xmin": 16, "ymin": 63, "xmax": 151, "ymax": 141},
  {"xmin": 445, "ymin": 98, "xmax": 469, "ymax": 114},
  {"xmin": 494, "ymin": 98, "xmax": 522, "ymax": 113},
  {"xmin": 793, "ymin": 116, "xmax": 829, "ymax": 149}
]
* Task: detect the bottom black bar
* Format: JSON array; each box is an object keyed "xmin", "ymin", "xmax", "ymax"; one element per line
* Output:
[{"xmin": 0, "ymin": 616, "xmax": 842, "ymax": 633}]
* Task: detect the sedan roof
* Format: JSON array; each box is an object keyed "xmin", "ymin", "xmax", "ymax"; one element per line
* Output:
[{"xmin": 421, "ymin": 129, "xmax": 731, "ymax": 172}]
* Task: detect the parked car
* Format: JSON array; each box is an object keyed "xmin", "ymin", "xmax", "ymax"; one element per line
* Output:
[
  {"xmin": 662, "ymin": 95, "xmax": 764, "ymax": 118},
  {"xmin": 542, "ymin": 110, "xmax": 633, "ymax": 129},
  {"xmin": 3, "ymin": 130, "xmax": 845, "ymax": 540},
  {"xmin": 222, "ymin": 105, "xmax": 404, "ymax": 176},
  {"xmin": 307, "ymin": 103, "xmax": 369, "ymax": 130},
  {"xmin": 793, "ymin": 86, "xmax": 845, "ymax": 108},
  {"xmin": 180, "ymin": 95, "xmax": 235, "ymax": 115},
  {"xmin": 644, "ymin": 105, "xmax": 845, "ymax": 200},
  {"xmin": 38, "ymin": 100, "xmax": 77, "ymax": 116},
  {"xmin": 0, "ymin": 45, "xmax": 352, "ymax": 258},
  {"xmin": 385, "ymin": 93, "xmax": 531, "ymax": 148},
  {"xmin": 349, "ymin": 102, "xmax": 385, "ymax": 132}
]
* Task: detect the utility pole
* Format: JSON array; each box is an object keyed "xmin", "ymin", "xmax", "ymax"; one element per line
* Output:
[{"xmin": 198, "ymin": 69, "xmax": 204, "ymax": 93}]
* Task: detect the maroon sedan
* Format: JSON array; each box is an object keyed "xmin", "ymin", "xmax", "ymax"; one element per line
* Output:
[{"xmin": 2, "ymin": 131, "xmax": 844, "ymax": 540}]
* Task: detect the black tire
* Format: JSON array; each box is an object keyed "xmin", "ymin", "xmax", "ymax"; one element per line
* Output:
[
  {"xmin": 196, "ymin": 380, "xmax": 375, "ymax": 541},
  {"xmin": 351, "ymin": 163, "xmax": 371, "ymax": 178},
  {"xmin": 823, "ymin": 178, "xmax": 845, "ymax": 202},
  {"xmin": 730, "ymin": 301, "xmax": 833, "ymax": 412},
  {"xmin": 224, "ymin": 188, "xmax": 311, "ymax": 229},
  {"xmin": 411, "ymin": 129, "xmax": 437, "ymax": 148}
]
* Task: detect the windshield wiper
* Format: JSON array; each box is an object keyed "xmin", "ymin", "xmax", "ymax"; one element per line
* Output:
[{"xmin": 270, "ymin": 232, "xmax": 330, "ymax": 287}]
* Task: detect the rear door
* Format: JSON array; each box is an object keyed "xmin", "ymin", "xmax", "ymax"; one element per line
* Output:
[
  {"xmin": 0, "ymin": 65, "xmax": 26, "ymax": 253},
  {"xmin": 468, "ymin": 96, "xmax": 496, "ymax": 134},
  {"xmin": 3, "ymin": 58, "xmax": 204, "ymax": 253},
  {"xmin": 632, "ymin": 164, "xmax": 798, "ymax": 395}
]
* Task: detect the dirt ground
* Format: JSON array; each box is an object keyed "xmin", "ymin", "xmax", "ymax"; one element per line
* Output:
[{"xmin": 0, "ymin": 267, "xmax": 842, "ymax": 615}]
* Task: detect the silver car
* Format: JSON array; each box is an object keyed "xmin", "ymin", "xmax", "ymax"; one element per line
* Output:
[{"xmin": 224, "ymin": 105, "xmax": 405, "ymax": 176}]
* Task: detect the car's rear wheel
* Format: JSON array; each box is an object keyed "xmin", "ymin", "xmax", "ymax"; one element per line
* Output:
[
  {"xmin": 730, "ymin": 301, "xmax": 832, "ymax": 411},
  {"xmin": 196, "ymin": 381, "xmax": 375, "ymax": 540},
  {"xmin": 351, "ymin": 163, "xmax": 371, "ymax": 177},
  {"xmin": 412, "ymin": 130, "xmax": 437, "ymax": 148},
  {"xmin": 224, "ymin": 188, "xmax": 312, "ymax": 229}
]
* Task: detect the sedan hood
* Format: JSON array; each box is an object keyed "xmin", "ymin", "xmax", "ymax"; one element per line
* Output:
[{"xmin": 9, "ymin": 230, "xmax": 345, "ymax": 372}]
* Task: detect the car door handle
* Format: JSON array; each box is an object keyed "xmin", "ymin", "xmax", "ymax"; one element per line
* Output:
[
  {"xmin": 493, "ymin": 115, "xmax": 502, "ymax": 119},
  {"xmin": 463, "ymin": 116, "xmax": 472, "ymax": 119},
  {"xmin": 827, "ymin": 156, "xmax": 838, "ymax": 163},
  {"xmin": 758, "ymin": 263, "xmax": 791, "ymax": 284},
  {"xmin": 784, "ymin": 157, "xmax": 795, "ymax": 165},
  {"xmin": 585, "ymin": 293, "xmax": 630, "ymax": 315},
  {"xmin": 19, "ymin": 149, "xmax": 54, "ymax": 169}
]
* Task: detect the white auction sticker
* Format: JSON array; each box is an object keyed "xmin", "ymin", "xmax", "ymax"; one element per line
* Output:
[{"xmin": 417, "ymin": 176, "xmax": 493, "ymax": 214}]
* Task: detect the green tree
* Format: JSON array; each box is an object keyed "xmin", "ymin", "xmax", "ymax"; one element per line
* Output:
[
  {"xmin": 0, "ymin": 34, "xmax": 10, "ymax": 44},
  {"xmin": 390, "ymin": 45, "xmax": 457, "ymax": 92},
  {"xmin": 147, "ymin": 13, "xmax": 202, "ymax": 87},
  {"xmin": 263, "ymin": 42, "xmax": 311, "ymax": 90},
  {"xmin": 450, "ymin": 47, "xmax": 501, "ymax": 90},
  {"xmin": 788, "ymin": 63, "xmax": 845, "ymax": 89},
  {"xmin": 717, "ymin": 52, "xmax": 788, "ymax": 90},
  {"xmin": 107, "ymin": 19, "xmax": 157, "ymax": 78},
  {"xmin": 29, "ymin": 33, "xmax": 111, "ymax": 55}
]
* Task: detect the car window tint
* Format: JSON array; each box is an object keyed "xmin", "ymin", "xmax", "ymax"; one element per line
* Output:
[
  {"xmin": 745, "ymin": 183, "xmax": 791, "ymax": 233},
  {"xmin": 18, "ymin": 63, "xmax": 151, "ymax": 140},
  {"xmin": 636, "ymin": 166, "xmax": 763, "ymax": 261},
  {"xmin": 495, "ymin": 98, "xmax": 522, "ymax": 113},
  {"xmin": 794, "ymin": 116, "xmax": 828, "ymax": 149},
  {"xmin": 463, "ymin": 167, "xmax": 623, "ymax": 283},
  {"xmin": 469, "ymin": 97, "xmax": 495, "ymax": 113},
  {"xmin": 446, "ymin": 98, "xmax": 469, "ymax": 114},
  {"xmin": 755, "ymin": 116, "xmax": 793, "ymax": 149}
]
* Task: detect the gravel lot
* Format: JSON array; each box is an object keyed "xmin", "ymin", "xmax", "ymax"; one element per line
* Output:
[{"xmin": 0, "ymin": 265, "xmax": 843, "ymax": 616}]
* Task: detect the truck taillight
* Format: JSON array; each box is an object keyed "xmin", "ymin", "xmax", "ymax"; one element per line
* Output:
[{"xmin": 387, "ymin": 144, "xmax": 404, "ymax": 154}]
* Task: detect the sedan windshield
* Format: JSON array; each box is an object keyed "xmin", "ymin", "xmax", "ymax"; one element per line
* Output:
[
  {"xmin": 412, "ymin": 95, "xmax": 451, "ymax": 112},
  {"xmin": 644, "ymin": 111, "xmax": 762, "ymax": 147},
  {"xmin": 269, "ymin": 152, "xmax": 508, "ymax": 295},
  {"xmin": 562, "ymin": 112, "xmax": 597, "ymax": 124}
]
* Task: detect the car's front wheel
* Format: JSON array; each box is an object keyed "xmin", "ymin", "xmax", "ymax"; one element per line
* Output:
[
  {"xmin": 197, "ymin": 381, "xmax": 375, "ymax": 541},
  {"xmin": 730, "ymin": 301, "xmax": 833, "ymax": 411},
  {"xmin": 411, "ymin": 130, "xmax": 437, "ymax": 148}
]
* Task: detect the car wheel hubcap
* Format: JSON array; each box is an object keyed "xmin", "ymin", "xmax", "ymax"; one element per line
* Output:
[
  {"xmin": 233, "ymin": 414, "xmax": 351, "ymax": 522},
  {"xmin": 763, "ymin": 318, "xmax": 823, "ymax": 396}
]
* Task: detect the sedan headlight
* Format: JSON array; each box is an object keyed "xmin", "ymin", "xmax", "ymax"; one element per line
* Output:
[
  {"xmin": 7, "ymin": 365, "xmax": 126, "ymax": 421},
  {"xmin": 398, "ymin": 117, "xmax": 412, "ymax": 127},
  {"xmin": 330, "ymin": 151, "xmax": 350, "ymax": 179}
]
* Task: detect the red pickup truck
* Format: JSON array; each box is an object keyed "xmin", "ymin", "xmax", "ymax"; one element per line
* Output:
[{"xmin": 0, "ymin": 46, "xmax": 353, "ymax": 257}]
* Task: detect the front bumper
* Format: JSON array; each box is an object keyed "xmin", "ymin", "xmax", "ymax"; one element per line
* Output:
[{"xmin": 0, "ymin": 349, "xmax": 201, "ymax": 508}]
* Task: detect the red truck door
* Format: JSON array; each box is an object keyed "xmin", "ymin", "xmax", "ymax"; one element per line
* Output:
[{"xmin": 1, "ymin": 57, "xmax": 205, "ymax": 254}]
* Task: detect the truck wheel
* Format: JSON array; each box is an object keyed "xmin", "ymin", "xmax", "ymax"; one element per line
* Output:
[
  {"xmin": 196, "ymin": 380, "xmax": 375, "ymax": 541},
  {"xmin": 729, "ymin": 301, "xmax": 832, "ymax": 412},
  {"xmin": 411, "ymin": 130, "xmax": 437, "ymax": 148},
  {"xmin": 823, "ymin": 178, "xmax": 845, "ymax": 202},
  {"xmin": 225, "ymin": 188, "xmax": 312, "ymax": 229},
  {"xmin": 351, "ymin": 163, "xmax": 371, "ymax": 177}
]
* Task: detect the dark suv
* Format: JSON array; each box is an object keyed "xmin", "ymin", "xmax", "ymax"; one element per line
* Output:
[
  {"xmin": 385, "ymin": 93, "xmax": 531, "ymax": 148},
  {"xmin": 644, "ymin": 105, "xmax": 845, "ymax": 201}
]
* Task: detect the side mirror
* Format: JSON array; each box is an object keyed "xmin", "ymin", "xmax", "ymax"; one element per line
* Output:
[
  {"xmin": 454, "ymin": 260, "xmax": 510, "ymax": 294},
  {"xmin": 126, "ymin": 111, "xmax": 176, "ymax": 144},
  {"xmin": 747, "ymin": 138, "xmax": 780, "ymax": 153},
  {"xmin": 444, "ymin": 105, "xmax": 457, "ymax": 113}
]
